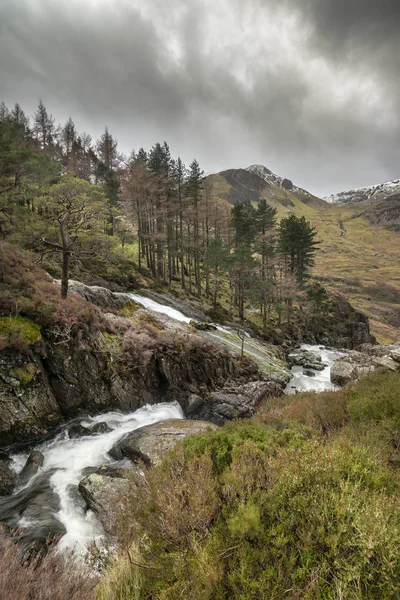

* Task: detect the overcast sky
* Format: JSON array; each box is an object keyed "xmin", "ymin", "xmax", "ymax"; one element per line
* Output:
[{"xmin": 1, "ymin": 0, "xmax": 399, "ymax": 196}]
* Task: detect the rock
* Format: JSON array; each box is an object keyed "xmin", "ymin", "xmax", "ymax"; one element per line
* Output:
[
  {"xmin": 195, "ymin": 380, "xmax": 283, "ymax": 425},
  {"xmin": 303, "ymin": 369, "xmax": 316, "ymax": 377},
  {"xmin": 330, "ymin": 361, "xmax": 356, "ymax": 386},
  {"xmin": 0, "ymin": 349, "xmax": 62, "ymax": 445},
  {"xmin": 390, "ymin": 349, "xmax": 400, "ymax": 363},
  {"xmin": 185, "ymin": 394, "xmax": 205, "ymax": 415},
  {"xmin": 303, "ymin": 362, "xmax": 325, "ymax": 371},
  {"xmin": 0, "ymin": 461, "xmax": 15, "ymax": 495},
  {"xmin": 190, "ymin": 321, "xmax": 217, "ymax": 331},
  {"xmin": 288, "ymin": 350, "xmax": 322, "ymax": 368},
  {"xmin": 79, "ymin": 466, "xmax": 138, "ymax": 535},
  {"xmin": 68, "ymin": 421, "xmax": 112, "ymax": 439},
  {"xmin": 19, "ymin": 451, "xmax": 44, "ymax": 484},
  {"xmin": 64, "ymin": 280, "xmax": 132, "ymax": 310},
  {"xmin": 91, "ymin": 422, "xmax": 112, "ymax": 434},
  {"xmin": 372, "ymin": 356, "xmax": 398, "ymax": 371},
  {"xmin": 109, "ymin": 419, "xmax": 217, "ymax": 466}
]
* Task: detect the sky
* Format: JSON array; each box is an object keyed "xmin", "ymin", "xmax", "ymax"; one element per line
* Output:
[{"xmin": 1, "ymin": 0, "xmax": 399, "ymax": 197}]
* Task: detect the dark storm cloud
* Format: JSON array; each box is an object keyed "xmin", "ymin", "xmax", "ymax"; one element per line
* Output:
[{"xmin": 1, "ymin": 0, "xmax": 399, "ymax": 196}]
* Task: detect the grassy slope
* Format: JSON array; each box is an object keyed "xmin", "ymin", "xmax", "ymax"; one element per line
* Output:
[
  {"xmin": 208, "ymin": 173, "xmax": 400, "ymax": 343},
  {"xmin": 98, "ymin": 369, "xmax": 400, "ymax": 600}
]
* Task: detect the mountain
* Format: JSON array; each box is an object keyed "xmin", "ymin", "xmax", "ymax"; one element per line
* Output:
[
  {"xmin": 207, "ymin": 164, "xmax": 328, "ymax": 215},
  {"xmin": 206, "ymin": 165, "xmax": 400, "ymax": 343},
  {"xmin": 324, "ymin": 179, "xmax": 400, "ymax": 205}
]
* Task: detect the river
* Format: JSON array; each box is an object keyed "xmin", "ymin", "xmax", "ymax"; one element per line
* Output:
[{"xmin": 1, "ymin": 293, "xmax": 341, "ymax": 552}]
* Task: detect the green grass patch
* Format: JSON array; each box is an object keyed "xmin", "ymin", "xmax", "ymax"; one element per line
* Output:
[{"xmin": 0, "ymin": 315, "xmax": 42, "ymax": 351}]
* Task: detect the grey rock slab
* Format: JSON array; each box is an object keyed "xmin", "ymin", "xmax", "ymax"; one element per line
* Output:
[
  {"xmin": 79, "ymin": 466, "xmax": 139, "ymax": 535},
  {"xmin": 109, "ymin": 419, "xmax": 217, "ymax": 466}
]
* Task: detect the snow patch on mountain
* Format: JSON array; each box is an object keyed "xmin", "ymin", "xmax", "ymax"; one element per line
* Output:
[
  {"xmin": 246, "ymin": 164, "xmax": 312, "ymax": 197},
  {"xmin": 246, "ymin": 164, "xmax": 283, "ymax": 186},
  {"xmin": 324, "ymin": 179, "xmax": 400, "ymax": 205}
]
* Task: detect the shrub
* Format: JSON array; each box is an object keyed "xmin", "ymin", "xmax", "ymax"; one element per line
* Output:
[
  {"xmin": 101, "ymin": 384, "xmax": 400, "ymax": 599},
  {"xmin": 0, "ymin": 242, "xmax": 108, "ymax": 350},
  {"xmin": 0, "ymin": 529, "xmax": 97, "ymax": 600}
]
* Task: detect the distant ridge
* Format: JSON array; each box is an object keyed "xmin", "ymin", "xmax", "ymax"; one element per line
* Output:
[{"xmin": 324, "ymin": 179, "xmax": 400, "ymax": 205}]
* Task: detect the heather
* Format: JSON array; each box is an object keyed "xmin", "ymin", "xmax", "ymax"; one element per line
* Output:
[{"xmin": 98, "ymin": 369, "xmax": 400, "ymax": 600}]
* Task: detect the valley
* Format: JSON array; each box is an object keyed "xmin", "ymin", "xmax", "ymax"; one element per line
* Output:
[{"xmin": 206, "ymin": 165, "xmax": 400, "ymax": 342}]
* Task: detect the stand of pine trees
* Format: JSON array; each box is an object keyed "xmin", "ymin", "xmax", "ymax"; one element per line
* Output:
[{"xmin": 0, "ymin": 100, "xmax": 319, "ymax": 326}]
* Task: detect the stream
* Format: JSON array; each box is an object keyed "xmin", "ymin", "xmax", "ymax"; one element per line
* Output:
[{"xmin": 1, "ymin": 293, "xmax": 342, "ymax": 552}]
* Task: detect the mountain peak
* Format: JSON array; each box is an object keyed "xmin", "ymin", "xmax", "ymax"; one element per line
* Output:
[{"xmin": 324, "ymin": 179, "xmax": 400, "ymax": 205}]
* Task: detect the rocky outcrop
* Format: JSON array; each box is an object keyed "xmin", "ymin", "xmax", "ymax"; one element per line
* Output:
[
  {"xmin": 288, "ymin": 349, "xmax": 326, "ymax": 371},
  {"xmin": 331, "ymin": 345, "xmax": 399, "ymax": 386},
  {"xmin": 0, "ymin": 315, "xmax": 262, "ymax": 444},
  {"xmin": 64, "ymin": 280, "xmax": 133, "ymax": 310},
  {"xmin": 0, "ymin": 349, "xmax": 62, "ymax": 445},
  {"xmin": 109, "ymin": 420, "xmax": 217, "ymax": 466},
  {"xmin": 194, "ymin": 381, "xmax": 283, "ymax": 425},
  {"xmin": 79, "ymin": 466, "xmax": 138, "ymax": 535}
]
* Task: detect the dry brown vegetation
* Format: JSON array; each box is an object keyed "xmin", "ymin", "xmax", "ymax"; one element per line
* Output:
[{"xmin": 0, "ymin": 529, "xmax": 97, "ymax": 600}]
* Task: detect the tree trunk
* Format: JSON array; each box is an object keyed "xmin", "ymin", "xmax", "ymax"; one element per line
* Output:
[{"xmin": 61, "ymin": 250, "xmax": 70, "ymax": 299}]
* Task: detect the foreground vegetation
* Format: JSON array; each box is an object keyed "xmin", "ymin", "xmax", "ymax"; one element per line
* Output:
[{"xmin": 97, "ymin": 369, "xmax": 400, "ymax": 600}]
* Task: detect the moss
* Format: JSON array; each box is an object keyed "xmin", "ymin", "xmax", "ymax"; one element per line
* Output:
[
  {"xmin": 120, "ymin": 301, "xmax": 141, "ymax": 317},
  {"xmin": 0, "ymin": 315, "xmax": 42, "ymax": 351},
  {"xmin": 8, "ymin": 363, "xmax": 40, "ymax": 385}
]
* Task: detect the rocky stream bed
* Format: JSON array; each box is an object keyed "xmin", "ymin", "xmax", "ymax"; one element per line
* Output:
[{"xmin": 1, "ymin": 287, "xmax": 399, "ymax": 555}]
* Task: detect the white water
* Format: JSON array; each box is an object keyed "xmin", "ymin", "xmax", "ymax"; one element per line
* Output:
[
  {"xmin": 126, "ymin": 292, "xmax": 192, "ymax": 323},
  {"xmin": 285, "ymin": 344, "xmax": 345, "ymax": 394},
  {"xmin": 4, "ymin": 296, "xmax": 343, "ymax": 552},
  {"xmin": 9, "ymin": 403, "xmax": 183, "ymax": 551}
]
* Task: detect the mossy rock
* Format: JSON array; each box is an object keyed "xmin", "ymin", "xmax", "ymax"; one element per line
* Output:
[
  {"xmin": 0, "ymin": 315, "xmax": 42, "ymax": 350},
  {"xmin": 8, "ymin": 363, "xmax": 40, "ymax": 385}
]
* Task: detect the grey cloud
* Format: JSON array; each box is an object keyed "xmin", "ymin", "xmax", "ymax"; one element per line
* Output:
[{"xmin": 1, "ymin": 0, "xmax": 399, "ymax": 196}]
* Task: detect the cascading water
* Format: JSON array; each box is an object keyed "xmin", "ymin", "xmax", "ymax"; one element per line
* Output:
[
  {"xmin": 285, "ymin": 344, "xmax": 346, "ymax": 394},
  {"xmin": 2, "ymin": 403, "xmax": 183, "ymax": 551},
  {"xmin": 1, "ymin": 293, "xmax": 343, "ymax": 552}
]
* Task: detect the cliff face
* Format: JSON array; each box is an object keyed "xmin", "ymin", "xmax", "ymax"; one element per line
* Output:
[{"xmin": 0, "ymin": 328, "xmax": 260, "ymax": 445}]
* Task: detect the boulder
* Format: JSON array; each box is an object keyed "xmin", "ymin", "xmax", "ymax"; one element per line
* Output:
[
  {"xmin": 288, "ymin": 350, "xmax": 322, "ymax": 369},
  {"xmin": 79, "ymin": 466, "xmax": 138, "ymax": 535},
  {"xmin": 0, "ymin": 461, "xmax": 15, "ymax": 496},
  {"xmin": 390, "ymin": 348, "xmax": 400, "ymax": 363},
  {"xmin": 303, "ymin": 369, "xmax": 316, "ymax": 377},
  {"xmin": 195, "ymin": 380, "xmax": 283, "ymax": 425},
  {"xmin": 372, "ymin": 356, "xmax": 398, "ymax": 371},
  {"xmin": 65, "ymin": 280, "xmax": 132, "ymax": 310},
  {"xmin": 190, "ymin": 321, "xmax": 217, "ymax": 331},
  {"xmin": 19, "ymin": 451, "xmax": 44, "ymax": 485},
  {"xmin": 330, "ymin": 361, "xmax": 356, "ymax": 386},
  {"xmin": 68, "ymin": 421, "xmax": 112, "ymax": 439},
  {"xmin": 109, "ymin": 419, "xmax": 217, "ymax": 466}
]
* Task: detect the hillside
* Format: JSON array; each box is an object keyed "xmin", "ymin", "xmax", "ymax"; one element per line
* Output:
[
  {"xmin": 324, "ymin": 178, "xmax": 400, "ymax": 205},
  {"xmin": 206, "ymin": 166, "xmax": 400, "ymax": 342}
]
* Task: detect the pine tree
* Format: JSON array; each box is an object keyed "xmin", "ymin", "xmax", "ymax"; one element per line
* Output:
[
  {"xmin": 231, "ymin": 201, "xmax": 256, "ymax": 248},
  {"xmin": 186, "ymin": 159, "xmax": 204, "ymax": 296},
  {"xmin": 278, "ymin": 215, "xmax": 319, "ymax": 283},
  {"xmin": 10, "ymin": 103, "xmax": 29, "ymax": 128},
  {"xmin": 33, "ymin": 100, "xmax": 55, "ymax": 150}
]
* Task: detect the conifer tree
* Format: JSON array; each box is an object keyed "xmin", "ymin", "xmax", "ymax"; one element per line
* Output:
[{"xmin": 278, "ymin": 215, "xmax": 319, "ymax": 283}]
